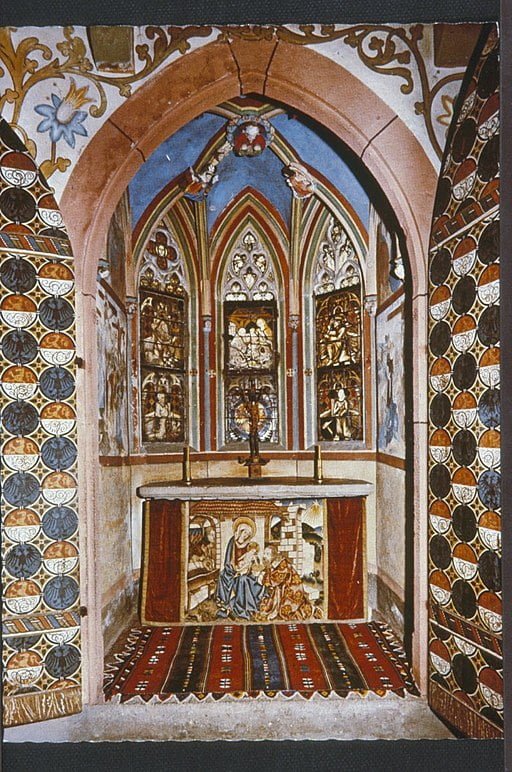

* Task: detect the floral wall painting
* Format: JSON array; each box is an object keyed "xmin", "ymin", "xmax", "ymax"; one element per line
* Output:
[
  {"xmin": 377, "ymin": 298, "xmax": 405, "ymax": 458},
  {"xmin": 0, "ymin": 24, "xmax": 472, "ymax": 203}
]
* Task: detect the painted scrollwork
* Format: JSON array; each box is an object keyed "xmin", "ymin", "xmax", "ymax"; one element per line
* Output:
[
  {"xmin": 219, "ymin": 23, "xmax": 465, "ymax": 161},
  {"xmin": 0, "ymin": 21, "xmax": 468, "ymax": 185}
]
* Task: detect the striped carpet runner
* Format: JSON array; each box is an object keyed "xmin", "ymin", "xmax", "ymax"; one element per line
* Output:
[{"xmin": 104, "ymin": 621, "xmax": 418, "ymax": 702}]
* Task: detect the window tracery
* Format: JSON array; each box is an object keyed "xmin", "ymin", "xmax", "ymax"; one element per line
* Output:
[
  {"xmin": 313, "ymin": 217, "xmax": 364, "ymax": 442},
  {"xmin": 223, "ymin": 228, "xmax": 278, "ymax": 302},
  {"xmin": 138, "ymin": 225, "xmax": 188, "ymax": 445},
  {"xmin": 221, "ymin": 225, "xmax": 280, "ymax": 444}
]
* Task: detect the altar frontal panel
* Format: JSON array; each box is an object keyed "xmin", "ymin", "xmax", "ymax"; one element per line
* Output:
[{"xmin": 140, "ymin": 496, "xmax": 366, "ymax": 626}]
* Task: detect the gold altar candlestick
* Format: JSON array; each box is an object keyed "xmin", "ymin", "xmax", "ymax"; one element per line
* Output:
[
  {"xmin": 182, "ymin": 446, "xmax": 191, "ymax": 485},
  {"xmin": 314, "ymin": 444, "xmax": 323, "ymax": 484}
]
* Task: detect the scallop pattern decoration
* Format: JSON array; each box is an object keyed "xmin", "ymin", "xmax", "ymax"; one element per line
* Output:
[
  {"xmin": 0, "ymin": 119, "xmax": 81, "ymax": 728},
  {"xmin": 428, "ymin": 27, "xmax": 501, "ymax": 738}
]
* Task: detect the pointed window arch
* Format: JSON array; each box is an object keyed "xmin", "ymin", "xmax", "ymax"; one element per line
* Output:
[
  {"xmin": 218, "ymin": 218, "xmax": 283, "ymax": 446},
  {"xmin": 138, "ymin": 223, "xmax": 189, "ymax": 445},
  {"xmin": 313, "ymin": 215, "xmax": 364, "ymax": 442}
]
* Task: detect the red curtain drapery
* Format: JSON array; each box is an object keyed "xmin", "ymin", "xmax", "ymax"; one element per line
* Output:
[
  {"xmin": 140, "ymin": 499, "xmax": 183, "ymax": 624},
  {"xmin": 327, "ymin": 497, "xmax": 365, "ymax": 620}
]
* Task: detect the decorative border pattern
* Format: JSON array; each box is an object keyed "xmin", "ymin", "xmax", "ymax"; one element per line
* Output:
[
  {"xmin": 0, "ymin": 118, "xmax": 81, "ymax": 727},
  {"xmin": 427, "ymin": 27, "xmax": 501, "ymax": 737}
]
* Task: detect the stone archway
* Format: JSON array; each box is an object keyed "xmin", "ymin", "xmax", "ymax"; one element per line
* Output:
[{"xmin": 59, "ymin": 38, "xmax": 437, "ymax": 703}]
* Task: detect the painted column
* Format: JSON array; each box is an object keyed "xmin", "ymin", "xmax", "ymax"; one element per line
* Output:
[
  {"xmin": 289, "ymin": 314, "xmax": 300, "ymax": 450},
  {"xmin": 202, "ymin": 314, "xmax": 212, "ymax": 451}
]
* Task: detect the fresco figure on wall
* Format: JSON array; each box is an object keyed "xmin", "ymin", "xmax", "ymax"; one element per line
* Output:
[
  {"xmin": 259, "ymin": 544, "xmax": 314, "ymax": 621},
  {"xmin": 97, "ymin": 291, "xmax": 128, "ymax": 456},
  {"xmin": 378, "ymin": 331, "xmax": 400, "ymax": 450},
  {"xmin": 216, "ymin": 517, "xmax": 266, "ymax": 619}
]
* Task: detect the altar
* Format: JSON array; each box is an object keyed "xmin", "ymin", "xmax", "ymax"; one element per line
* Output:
[{"xmin": 137, "ymin": 478, "xmax": 373, "ymax": 626}]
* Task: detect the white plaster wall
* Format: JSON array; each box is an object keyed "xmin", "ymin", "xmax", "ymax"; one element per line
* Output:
[
  {"xmin": 375, "ymin": 462, "xmax": 405, "ymax": 599},
  {"xmin": 98, "ymin": 464, "xmax": 134, "ymax": 612}
]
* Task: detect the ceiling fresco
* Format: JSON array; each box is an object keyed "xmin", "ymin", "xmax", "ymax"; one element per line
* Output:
[{"xmin": 128, "ymin": 103, "xmax": 371, "ymax": 234}]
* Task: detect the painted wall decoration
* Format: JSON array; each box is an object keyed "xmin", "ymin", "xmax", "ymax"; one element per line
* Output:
[
  {"xmin": 103, "ymin": 191, "xmax": 130, "ymax": 302},
  {"xmin": 97, "ymin": 286, "xmax": 129, "ymax": 456},
  {"xmin": 427, "ymin": 27, "xmax": 501, "ymax": 738},
  {"xmin": 0, "ymin": 119, "xmax": 81, "ymax": 727},
  {"xmin": 0, "ymin": 25, "xmax": 469, "ymax": 204},
  {"xmin": 185, "ymin": 500, "xmax": 326, "ymax": 623},
  {"xmin": 376, "ymin": 297, "xmax": 405, "ymax": 457}
]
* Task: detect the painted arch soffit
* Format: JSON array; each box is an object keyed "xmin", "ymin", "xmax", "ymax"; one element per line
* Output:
[{"xmin": 0, "ymin": 23, "xmax": 475, "ymax": 201}]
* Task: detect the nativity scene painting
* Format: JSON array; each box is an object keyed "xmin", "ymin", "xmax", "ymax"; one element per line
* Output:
[
  {"xmin": 185, "ymin": 501, "xmax": 325, "ymax": 623},
  {"xmin": 0, "ymin": 20, "xmax": 501, "ymax": 743}
]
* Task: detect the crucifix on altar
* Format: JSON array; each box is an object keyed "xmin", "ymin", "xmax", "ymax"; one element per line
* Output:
[{"xmin": 237, "ymin": 379, "xmax": 270, "ymax": 478}]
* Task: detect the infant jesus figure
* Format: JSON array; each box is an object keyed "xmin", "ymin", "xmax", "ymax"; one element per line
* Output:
[{"xmin": 234, "ymin": 541, "xmax": 262, "ymax": 577}]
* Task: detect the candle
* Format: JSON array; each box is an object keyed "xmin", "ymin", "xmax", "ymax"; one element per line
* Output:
[
  {"xmin": 182, "ymin": 446, "xmax": 191, "ymax": 484},
  {"xmin": 314, "ymin": 444, "xmax": 323, "ymax": 484}
]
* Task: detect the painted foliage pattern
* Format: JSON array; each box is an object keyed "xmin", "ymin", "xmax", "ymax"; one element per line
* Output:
[
  {"xmin": 0, "ymin": 121, "xmax": 80, "ymax": 725},
  {"xmin": 428, "ymin": 29, "xmax": 501, "ymax": 734},
  {"xmin": 0, "ymin": 24, "xmax": 467, "ymax": 203}
]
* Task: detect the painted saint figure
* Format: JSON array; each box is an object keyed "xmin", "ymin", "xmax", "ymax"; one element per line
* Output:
[
  {"xmin": 320, "ymin": 384, "xmax": 351, "ymax": 440},
  {"xmin": 216, "ymin": 517, "xmax": 265, "ymax": 619},
  {"xmin": 259, "ymin": 544, "xmax": 314, "ymax": 620}
]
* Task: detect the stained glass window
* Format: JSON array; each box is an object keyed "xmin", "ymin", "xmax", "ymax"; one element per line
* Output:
[
  {"xmin": 138, "ymin": 225, "xmax": 188, "ymax": 445},
  {"xmin": 223, "ymin": 228, "xmax": 278, "ymax": 301},
  {"xmin": 314, "ymin": 217, "xmax": 363, "ymax": 442},
  {"xmin": 221, "ymin": 224, "xmax": 280, "ymax": 445},
  {"xmin": 224, "ymin": 303, "xmax": 279, "ymax": 444}
]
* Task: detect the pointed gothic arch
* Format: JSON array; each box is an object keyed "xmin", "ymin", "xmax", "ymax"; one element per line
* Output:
[{"xmin": 53, "ymin": 38, "xmax": 438, "ymax": 702}]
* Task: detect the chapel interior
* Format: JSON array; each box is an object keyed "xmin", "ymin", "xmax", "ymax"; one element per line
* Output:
[
  {"xmin": 95, "ymin": 96, "xmax": 411, "ymax": 652},
  {"xmin": 1, "ymin": 21, "xmax": 502, "ymax": 742}
]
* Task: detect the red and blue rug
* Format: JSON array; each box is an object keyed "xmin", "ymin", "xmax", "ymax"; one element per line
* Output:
[{"xmin": 104, "ymin": 621, "xmax": 418, "ymax": 702}]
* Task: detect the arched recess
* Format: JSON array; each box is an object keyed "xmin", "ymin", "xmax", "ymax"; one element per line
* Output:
[
  {"xmin": 210, "ymin": 188, "xmax": 288, "ymax": 450},
  {"xmin": 57, "ymin": 38, "xmax": 437, "ymax": 701}
]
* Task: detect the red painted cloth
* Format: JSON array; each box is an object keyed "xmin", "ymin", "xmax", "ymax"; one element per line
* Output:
[
  {"xmin": 327, "ymin": 497, "xmax": 365, "ymax": 620},
  {"xmin": 140, "ymin": 500, "xmax": 182, "ymax": 623}
]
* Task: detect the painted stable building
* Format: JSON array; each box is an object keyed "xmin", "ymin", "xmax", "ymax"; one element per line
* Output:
[{"xmin": 0, "ymin": 22, "xmax": 501, "ymax": 739}]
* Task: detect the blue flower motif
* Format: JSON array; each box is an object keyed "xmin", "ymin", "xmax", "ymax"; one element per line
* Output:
[{"xmin": 34, "ymin": 80, "xmax": 91, "ymax": 149}]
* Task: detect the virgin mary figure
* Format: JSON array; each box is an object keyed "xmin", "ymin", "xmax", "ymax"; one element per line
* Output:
[{"xmin": 216, "ymin": 516, "xmax": 265, "ymax": 619}]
